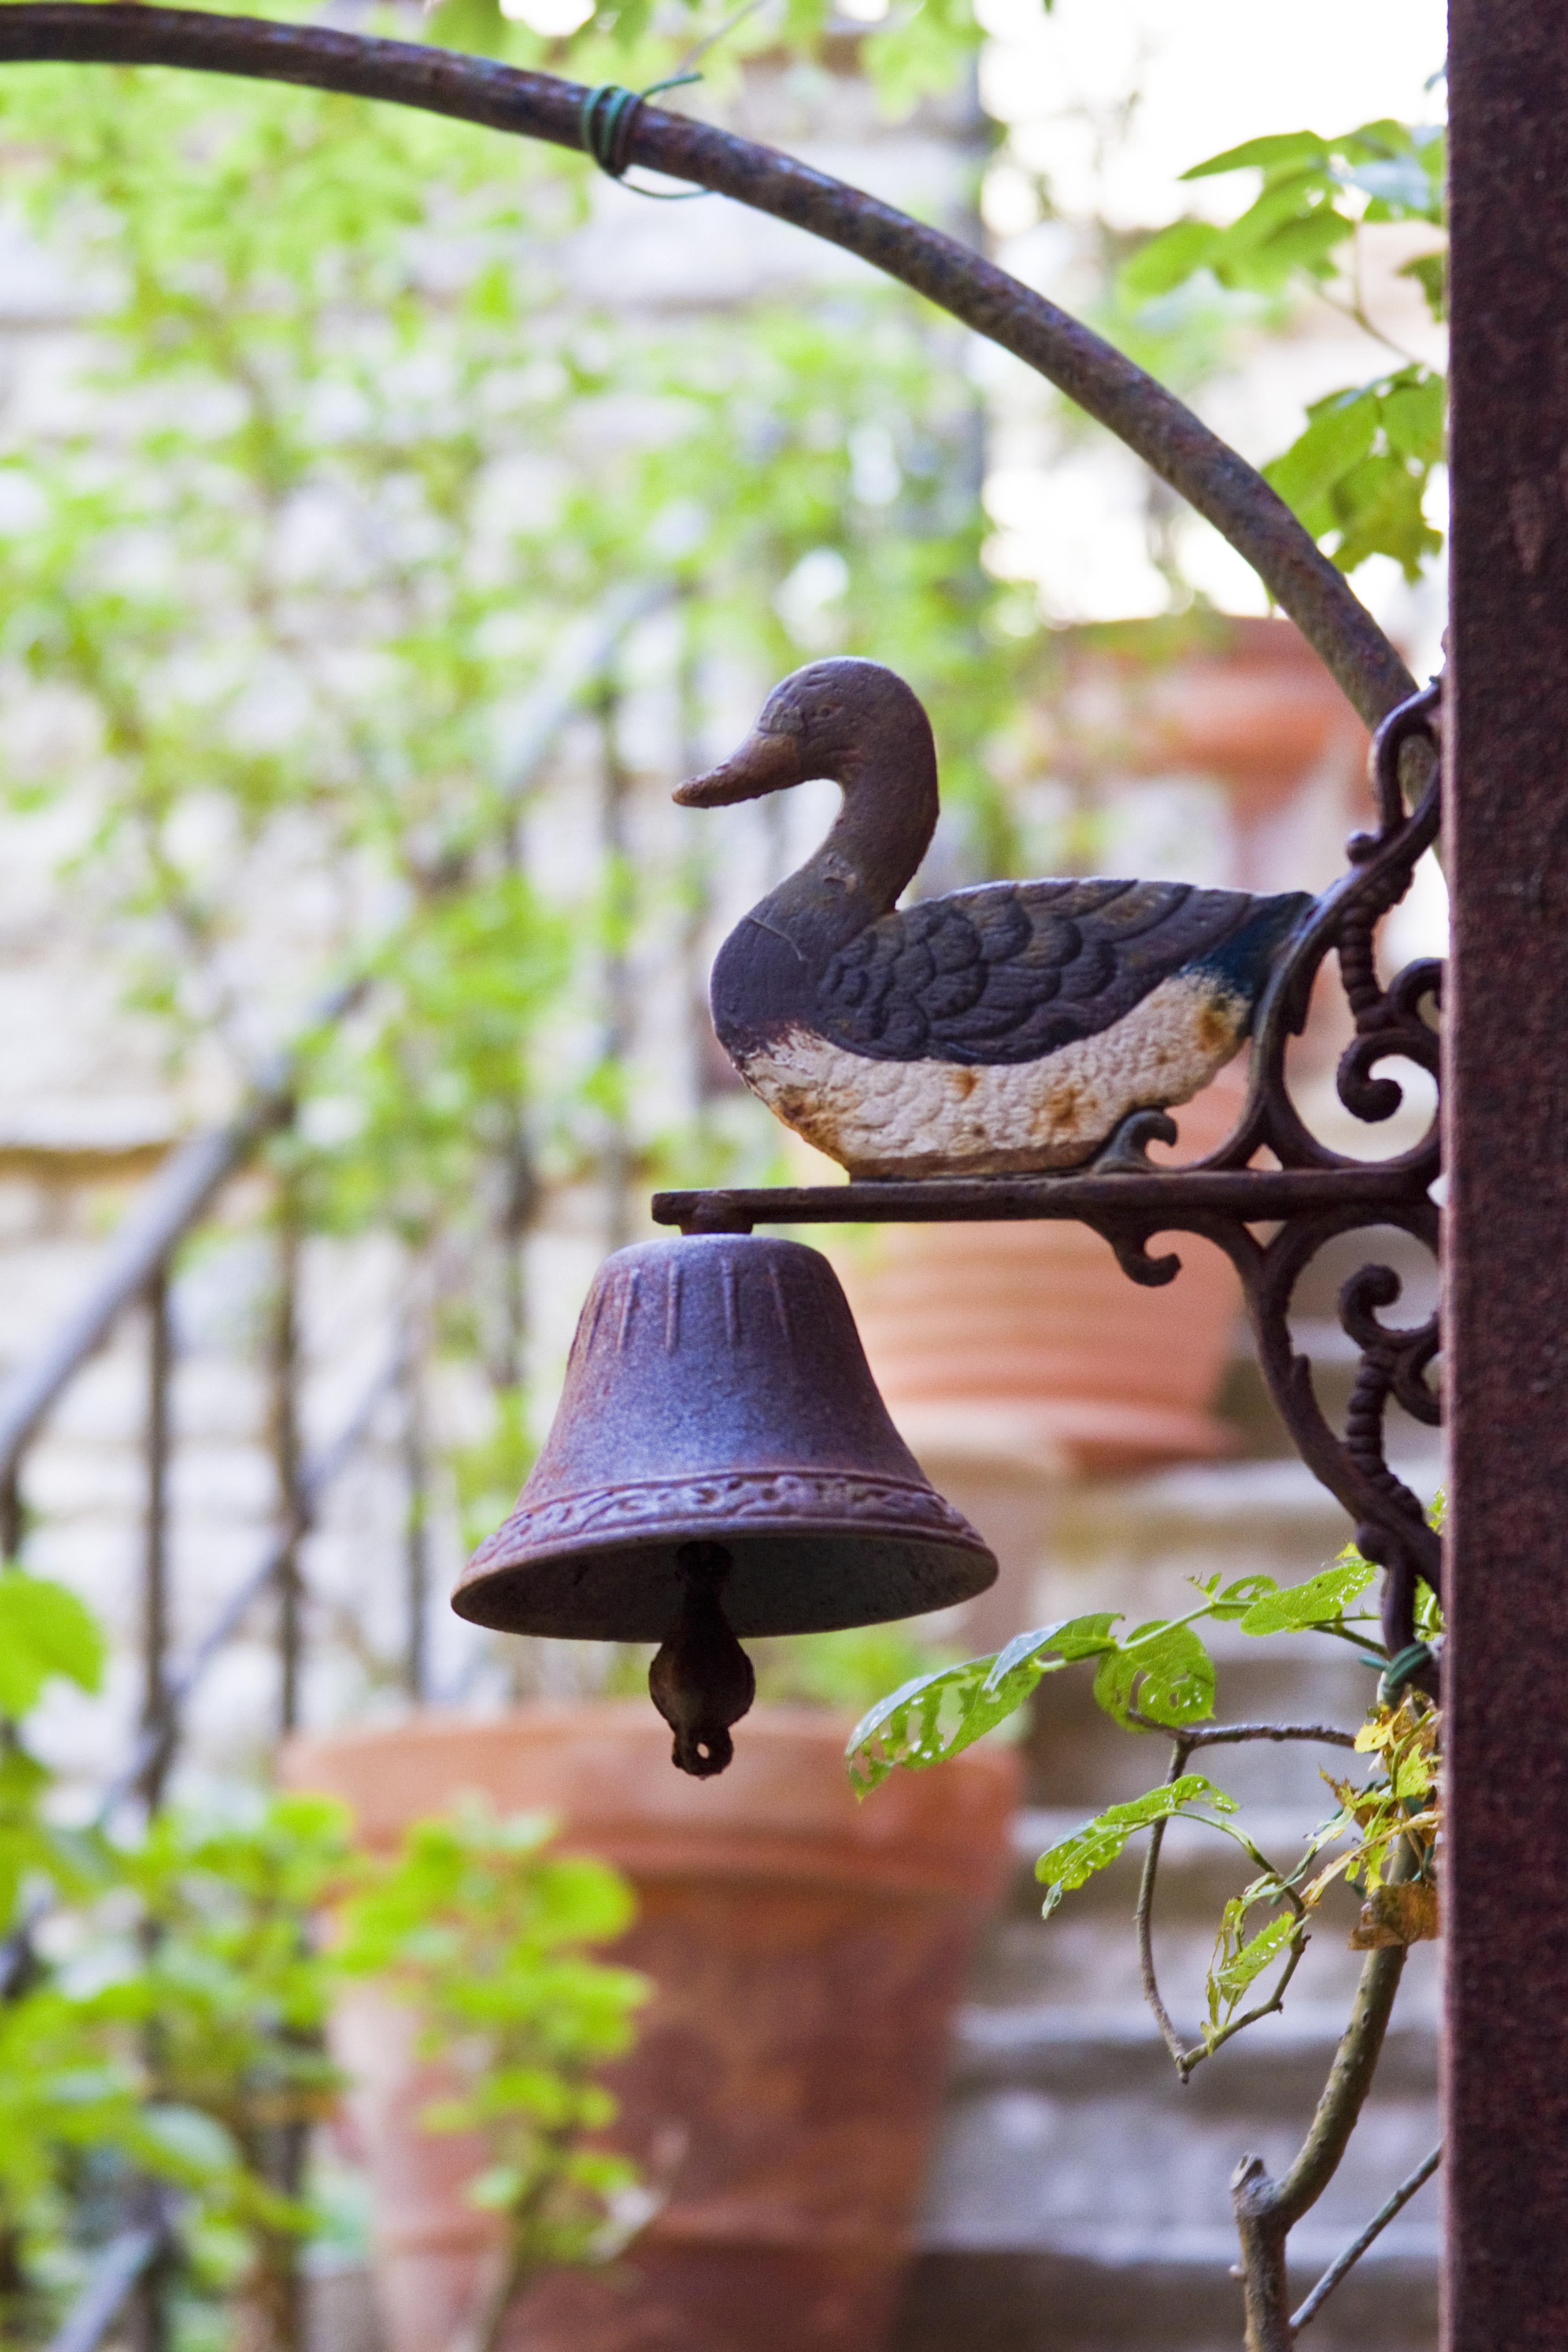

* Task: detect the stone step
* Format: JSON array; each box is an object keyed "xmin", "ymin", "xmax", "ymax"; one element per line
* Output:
[
  {"xmin": 908, "ymin": 1999, "xmax": 1439, "ymax": 2348},
  {"xmin": 949, "ymin": 2005, "xmax": 1436, "ymax": 2104},
  {"xmin": 895, "ymin": 2241, "xmax": 1437, "ymax": 2352}
]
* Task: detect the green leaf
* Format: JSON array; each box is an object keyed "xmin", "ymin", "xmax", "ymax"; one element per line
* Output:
[
  {"xmin": 1398, "ymin": 248, "xmax": 1447, "ymax": 322},
  {"xmin": 1265, "ymin": 387, "xmax": 1380, "ymax": 517},
  {"xmin": 1237, "ymin": 1549, "xmax": 1377, "ymax": 1635},
  {"xmin": 1216, "ymin": 1909, "xmax": 1296, "ymax": 2001},
  {"xmin": 1381, "ymin": 370, "xmax": 1445, "ymax": 464},
  {"xmin": 1206, "ymin": 1904, "xmax": 1297, "ymax": 2032},
  {"xmin": 1091, "ymin": 1619, "xmax": 1216, "ymax": 1729},
  {"xmin": 1202, "ymin": 1574, "xmax": 1279, "ymax": 1623},
  {"xmin": 1183, "ymin": 130, "xmax": 1332, "ymax": 181},
  {"xmin": 1236, "ymin": 206, "xmax": 1354, "ymax": 289},
  {"xmin": 1035, "ymin": 1775, "xmax": 1237, "ymax": 1916},
  {"xmin": 1119, "ymin": 219, "xmax": 1221, "ymax": 302},
  {"xmin": 846, "ymin": 1615, "xmax": 1121, "ymax": 1796},
  {"xmin": 1327, "ymin": 450, "xmax": 1442, "ymax": 580},
  {"xmin": 0, "ymin": 1572, "xmax": 105, "ymax": 1716}
]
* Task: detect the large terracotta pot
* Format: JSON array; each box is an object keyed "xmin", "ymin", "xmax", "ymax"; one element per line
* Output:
[
  {"xmin": 1046, "ymin": 615, "xmax": 1370, "ymax": 838},
  {"xmin": 831, "ymin": 1068, "xmax": 1246, "ymax": 1482},
  {"xmin": 284, "ymin": 1705, "xmax": 1018, "ymax": 2352}
]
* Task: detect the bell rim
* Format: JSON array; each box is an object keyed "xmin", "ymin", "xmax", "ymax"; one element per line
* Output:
[{"xmin": 451, "ymin": 1518, "xmax": 997, "ymax": 1641}]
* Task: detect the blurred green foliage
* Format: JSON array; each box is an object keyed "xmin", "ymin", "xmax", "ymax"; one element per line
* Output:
[
  {"xmin": 1120, "ymin": 117, "xmax": 1447, "ymax": 581},
  {"xmin": 339, "ymin": 1803, "xmax": 647, "ymax": 2351},
  {"xmin": 851, "ymin": 1507, "xmax": 1445, "ymax": 2060},
  {"xmin": 0, "ymin": 1590, "xmax": 643, "ymax": 2352},
  {"xmin": 0, "ymin": 49, "xmax": 1024, "ymax": 1262},
  {"xmin": 418, "ymin": 0, "xmax": 1006, "ymax": 122}
]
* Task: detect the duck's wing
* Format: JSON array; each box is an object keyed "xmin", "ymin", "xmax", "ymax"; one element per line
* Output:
[{"xmin": 814, "ymin": 877, "xmax": 1275, "ymax": 1066}]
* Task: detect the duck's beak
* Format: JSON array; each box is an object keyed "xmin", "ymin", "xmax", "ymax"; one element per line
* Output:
[{"xmin": 674, "ymin": 728, "xmax": 806, "ymax": 808}]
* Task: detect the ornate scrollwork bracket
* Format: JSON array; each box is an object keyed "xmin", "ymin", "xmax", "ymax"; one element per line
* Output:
[{"xmin": 654, "ymin": 679, "xmax": 1445, "ymax": 1656}]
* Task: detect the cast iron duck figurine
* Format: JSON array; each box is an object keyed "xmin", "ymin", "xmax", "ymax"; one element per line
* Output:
[{"xmin": 675, "ymin": 658, "xmax": 1311, "ymax": 1179}]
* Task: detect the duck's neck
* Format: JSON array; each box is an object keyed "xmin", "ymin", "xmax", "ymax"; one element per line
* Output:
[{"xmin": 753, "ymin": 707, "xmax": 939, "ymax": 966}]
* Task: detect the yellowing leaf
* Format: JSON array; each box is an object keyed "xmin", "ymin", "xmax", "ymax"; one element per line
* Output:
[{"xmin": 1349, "ymin": 1881, "xmax": 1439, "ymax": 1948}]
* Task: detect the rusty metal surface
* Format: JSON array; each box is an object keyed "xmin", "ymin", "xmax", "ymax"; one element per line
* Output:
[
  {"xmin": 660, "ymin": 685, "xmax": 1444, "ymax": 1650},
  {"xmin": 1444, "ymin": 10, "xmax": 1568, "ymax": 2343},
  {"xmin": 0, "ymin": 4, "xmax": 1411, "ymax": 729},
  {"xmin": 455, "ymin": 1232, "xmax": 996, "ymax": 1644},
  {"xmin": 653, "ymin": 1164, "xmax": 1425, "ymax": 1227}
]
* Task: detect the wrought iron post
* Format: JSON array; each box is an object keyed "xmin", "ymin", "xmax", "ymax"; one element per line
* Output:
[
  {"xmin": 402, "ymin": 1324, "xmax": 430, "ymax": 1705},
  {"xmin": 598, "ymin": 684, "xmax": 635, "ymax": 1252},
  {"xmin": 1444, "ymin": 12, "xmax": 1568, "ymax": 2342},
  {"xmin": 0, "ymin": 1465, "xmax": 20, "ymax": 1561},
  {"xmin": 139, "ymin": 1261, "xmax": 173, "ymax": 1811},
  {"xmin": 270, "ymin": 1200, "xmax": 303, "ymax": 1735}
]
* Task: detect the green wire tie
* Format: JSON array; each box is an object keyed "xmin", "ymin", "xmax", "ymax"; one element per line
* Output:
[
  {"xmin": 580, "ymin": 74, "xmax": 707, "ymax": 199},
  {"xmin": 1377, "ymin": 1639, "xmax": 1436, "ymax": 1709}
]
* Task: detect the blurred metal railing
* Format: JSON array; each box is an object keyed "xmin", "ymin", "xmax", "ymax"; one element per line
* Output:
[{"xmin": 5, "ymin": 580, "xmax": 671, "ymax": 2352}]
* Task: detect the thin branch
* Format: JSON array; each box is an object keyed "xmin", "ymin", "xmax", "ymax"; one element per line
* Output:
[
  {"xmin": 1135, "ymin": 1731, "xmax": 1335, "ymax": 2083},
  {"xmin": 1271, "ymin": 1937, "xmax": 1409, "ymax": 2229},
  {"xmin": 1268, "ymin": 1947, "xmax": 1408, "ymax": 2234},
  {"xmin": 1290, "ymin": 2143, "xmax": 1441, "ymax": 2333},
  {"xmin": 1127, "ymin": 1714, "xmax": 1358, "ymax": 1750},
  {"xmin": 1308, "ymin": 1620, "xmax": 1387, "ymax": 1658},
  {"xmin": 1136, "ymin": 1736, "xmax": 1191, "ymax": 2068},
  {"xmin": 1312, "ymin": 281, "xmax": 1426, "ymax": 372}
]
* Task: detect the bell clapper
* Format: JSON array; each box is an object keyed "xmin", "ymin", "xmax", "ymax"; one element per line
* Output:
[{"xmin": 648, "ymin": 1542, "xmax": 756, "ymax": 1778}]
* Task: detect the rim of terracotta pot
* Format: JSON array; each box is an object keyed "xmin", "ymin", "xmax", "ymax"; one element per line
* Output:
[{"xmin": 281, "ymin": 1703, "xmax": 1020, "ymax": 1908}]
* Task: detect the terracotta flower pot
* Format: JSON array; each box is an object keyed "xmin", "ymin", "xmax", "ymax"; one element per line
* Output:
[
  {"xmin": 830, "ymin": 1069, "xmax": 1246, "ymax": 1480},
  {"xmin": 1046, "ymin": 615, "xmax": 1370, "ymax": 837},
  {"xmin": 284, "ymin": 1704, "xmax": 1018, "ymax": 2352}
]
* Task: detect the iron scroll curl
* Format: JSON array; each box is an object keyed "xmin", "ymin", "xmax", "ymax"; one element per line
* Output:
[{"xmin": 1086, "ymin": 679, "xmax": 1443, "ymax": 1653}]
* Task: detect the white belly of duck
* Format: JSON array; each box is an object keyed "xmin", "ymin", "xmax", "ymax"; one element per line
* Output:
[{"xmin": 735, "ymin": 970, "xmax": 1249, "ymax": 1179}]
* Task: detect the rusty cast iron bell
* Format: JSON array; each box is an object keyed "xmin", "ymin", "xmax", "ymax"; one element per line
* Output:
[{"xmin": 453, "ymin": 1232, "xmax": 996, "ymax": 1777}]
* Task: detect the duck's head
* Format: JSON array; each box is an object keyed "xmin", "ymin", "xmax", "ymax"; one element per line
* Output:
[{"xmin": 674, "ymin": 658, "xmax": 929, "ymax": 808}]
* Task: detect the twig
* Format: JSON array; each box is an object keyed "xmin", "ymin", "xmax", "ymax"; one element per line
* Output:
[
  {"xmin": 1231, "ymin": 1837, "xmax": 1419, "ymax": 2351},
  {"xmin": 1290, "ymin": 2144, "xmax": 1441, "ymax": 2333},
  {"xmin": 1308, "ymin": 1621, "xmax": 1386, "ymax": 1657},
  {"xmin": 1126, "ymin": 1714, "xmax": 1358, "ymax": 1750},
  {"xmin": 1312, "ymin": 282, "xmax": 1426, "ymax": 371},
  {"xmin": 1136, "ymin": 1736, "xmax": 1191, "ymax": 2068},
  {"xmin": 1134, "ymin": 1731, "xmax": 1330, "ymax": 2083}
]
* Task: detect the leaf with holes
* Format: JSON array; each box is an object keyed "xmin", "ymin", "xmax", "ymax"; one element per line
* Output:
[
  {"xmin": 1238, "ymin": 1550, "xmax": 1377, "ymax": 1635},
  {"xmin": 1206, "ymin": 1903, "xmax": 1299, "ymax": 2036},
  {"xmin": 1192, "ymin": 1573, "xmax": 1279, "ymax": 1623},
  {"xmin": 846, "ymin": 1616, "xmax": 1121, "ymax": 1796},
  {"xmin": 1091, "ymin": 1620, "xmax": 1216, "ymax": 1729},
  {"xmin": 1035, "ymin": 1775, "xmax": 1236, "ymax": 1917}
]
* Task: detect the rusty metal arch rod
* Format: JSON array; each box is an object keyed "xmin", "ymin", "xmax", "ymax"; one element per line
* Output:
[{"xmin": 0, "ymin": 3, "xmax": 1414, "ymax": 730}]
